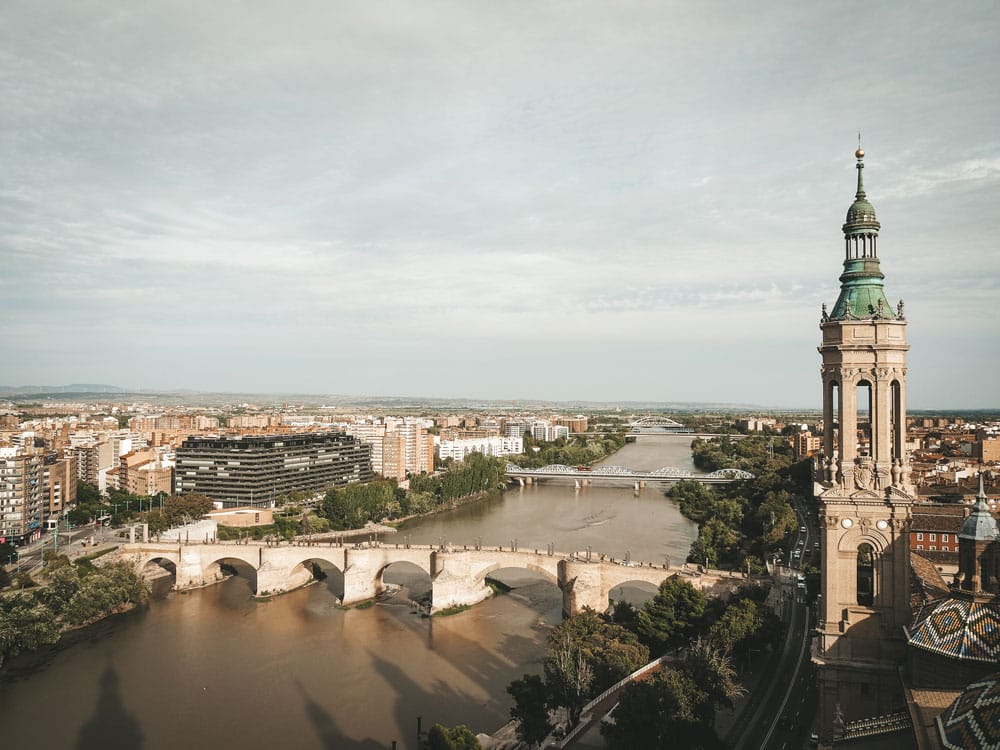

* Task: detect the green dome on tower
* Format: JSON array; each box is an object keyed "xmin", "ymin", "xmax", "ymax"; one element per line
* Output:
[{"xmin": 827, "ymin": 147, "xmax": 897, "ymax": 321}]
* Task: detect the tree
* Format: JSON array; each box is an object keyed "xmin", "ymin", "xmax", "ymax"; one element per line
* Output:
[
  {"xmin": 636, "ymin": 577, "xmax": 707, "ymax": 655},
  {"xmin": 544, "ymin": 628, "xmax": 594, "ymax": 727},
  {"xmin": 707, "ymin": 597, "xmax": 762, "ymax": 655},
  {"xmin": 507, "ymin": 674, "xmax": 553, "ymax": 747},
  {"xmin": 423, "ymin": 724, "xmax": 481, "ymax": 750},
  {"xmin": 602, "ymin": 667, "xmax": 717, "ymax": 750},
  {"xmin": 76, "ymin": 481, "xmax": 102, "ymax": 505},
  {"xmin": 681, "ymin": 639, "xmax": 746, "ymax": 725},
  {"xmin": 163, "ymin": 493, "xmax": 213, "ymax": 526}
]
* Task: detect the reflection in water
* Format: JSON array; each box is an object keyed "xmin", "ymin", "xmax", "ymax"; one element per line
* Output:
[
  {"xmin": 76, "ymin": 664, "xmax": 143, "ymax": 750},
  {"xmin": 1, "ymin": 437, "xmax": 698, "ymax": 748}
]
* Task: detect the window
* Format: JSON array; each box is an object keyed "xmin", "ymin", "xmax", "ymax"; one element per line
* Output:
[
  {"xmin": 857, "ymin": 543, "xmax": 875, "ymax": 606},
  {"xmin": 917, "ymin": 545, "xmax": 924, "ymax": 550},
  {"xmin": 942, "ymin": 534, "xmax": 949, "ymax": 542},
  {"xmin": 930, "ymin": 533, "xmax": 937, "ymax": 541},
  {"xmin": 930, "ymin": 546, "xmax": 936, "ymax": 551},
  {"xmin": 917, "ymin": 533, "xmax": 924, "ymax": 541}
]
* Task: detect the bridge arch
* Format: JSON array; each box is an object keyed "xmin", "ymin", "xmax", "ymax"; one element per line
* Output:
[
  {"xmin": 474, "ymin": 560, "xmax": 559, "ymax": 588},
  {"xmin": 139, "ymin": 556, "xmax": 178, "ymax": 593},
  {"xmin": 377, "ymin": 560, "xmax": 433, "ymax": 605},
  {"xmin": 203, "ymin": 554, "xmax": 260, "ymax": 593},
  {"xmin": 608, "ymin": 579, "xmax": 660, "ymax": 608}
]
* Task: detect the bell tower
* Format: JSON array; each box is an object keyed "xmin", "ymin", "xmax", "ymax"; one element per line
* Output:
[{"xmin": 813, "ymin": 147, "xmax": 914, "ymax": 743}]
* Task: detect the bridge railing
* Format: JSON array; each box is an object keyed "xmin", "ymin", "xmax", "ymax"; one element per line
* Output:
[{"xmin": 556, "ymin": 654, "xmax": 671, "ymax": 748}]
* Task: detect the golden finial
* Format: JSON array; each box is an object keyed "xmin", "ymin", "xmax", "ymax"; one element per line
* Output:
[{"xmin": 855, "ymin": 132, "xmax": 864, "ymax": 159}]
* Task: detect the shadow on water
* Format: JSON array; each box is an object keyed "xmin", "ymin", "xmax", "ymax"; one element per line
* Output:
[
  {"xmin": 75, "ymin": 662, "xmax": 143, "ymax": 750},
  {"xmin": 296, "ymin": 680, "xmax": 384, "ymax": 750},
  {"xmin": 367, "ymin": 621, "xmax": 547, "ymax": 747}
]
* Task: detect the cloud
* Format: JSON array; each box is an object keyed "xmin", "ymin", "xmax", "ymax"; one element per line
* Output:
[{"xmin": 1, "ymin": 1, "xmax": 998, "ymax": 404}]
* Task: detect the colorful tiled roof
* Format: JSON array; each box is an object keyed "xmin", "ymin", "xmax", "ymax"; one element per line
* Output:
[
  {"xmin": 936, "ymin": 672, "xmax": 1000, "ymax": 750},
  {"xmin": 908, "ymin": 597, "xmax": 1000, "ymax": 663}
]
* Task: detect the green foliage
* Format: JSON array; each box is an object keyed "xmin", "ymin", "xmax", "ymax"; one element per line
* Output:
[
  {"xmin": 671, "ymin": 437, "xmax": 808, "ymax": 570},
  {"xmin": 162, "ymin": 493, "xmax": 214, "ymax": 526},
  {"xmin": 681, "ymin": 639, "xmax": 746, "ymax": 724},
  {"xmin": 320, "ymin": 479, "xmax": 398, "ymax": 530},
  {"xmin": 509, "ymin": 432, "xmax": 626, "ymax": 470},
  {"xmin": 317, "ymin": 454, "xmax": 507, "ymax": 531},
  {"xmin": 543, "ymin": 626, "xmax": 594, "ymax": 728},
  {"xmin": 507, "ymin": 673, "xmax": 553, "ymax": 747},
  {"xmin": 76, "ymin": 481, "xmax": 102, "ymax": 505},
  {"xmin": 529, "ymin": 608, "xmax": 650, "ymax": 728},
  {"xmin": 422, "ymin": 724, "xmax": 482, "ymax": 750},
  {"xmin": 0, "ymin": 560, "xmax": 147, "ymax": 667},
  {"xmin": 602, "ymin": 667, "xmax": 718, "ymax": 750},
  {"xmin": 636, "ymin": 577, "xmax": 708, "ymax": 655}
]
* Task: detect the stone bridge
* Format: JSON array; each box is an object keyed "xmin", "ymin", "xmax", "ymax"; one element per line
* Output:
[{"xmin": 118, "ymin": 541, "xmax": 750, "ymax": 616}]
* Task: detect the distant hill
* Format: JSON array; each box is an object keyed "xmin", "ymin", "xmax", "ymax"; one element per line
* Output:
[{"xmin": 0, "ymin": 383, "xmax": 127, "ymax": 396}]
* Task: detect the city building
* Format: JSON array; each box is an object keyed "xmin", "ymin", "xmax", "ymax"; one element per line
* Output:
[
  {"xmin": 437, "ymin": 436, "xmax": 524, "ymax": 461},
  {"xmin": 175, "ymin": 431, "xmax": 373, "ymax": 507},
  {"xmin": 0, "ymin": 448, "xmax": 48, "ymax": 545}
]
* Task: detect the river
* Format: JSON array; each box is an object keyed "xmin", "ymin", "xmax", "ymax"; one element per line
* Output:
[{"xmin": 0, "ymin": 435, "xmax": 699, "ymax": 749}]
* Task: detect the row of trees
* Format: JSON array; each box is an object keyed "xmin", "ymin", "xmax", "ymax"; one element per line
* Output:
[
  {"xmin": 320, "ymin": 452, "xmax": 508, "ymax": 531},
  {"xmin": 506, "ymin": 578, "xmax": 782, "ymax": 747},
  {"xmin": 0, "ymin": 553, "xmax": 147, "ymax": 668},
  {"xmin": 69, "ymin": 482, "xmax": 215, "ymax": 533},
  {"xmin": 671, "ymin": 436, "xmax": 810, "ymax": 569}
]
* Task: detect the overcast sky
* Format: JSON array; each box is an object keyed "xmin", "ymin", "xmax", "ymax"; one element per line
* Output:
[{"xmin": 2, "ymin": 2, "xmax": 998, "ymax": 408}]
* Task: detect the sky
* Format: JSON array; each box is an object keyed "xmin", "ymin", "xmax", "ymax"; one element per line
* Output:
[{"xmin": 1, "ymin": 2, "xmax": 998, "ymax": 408}]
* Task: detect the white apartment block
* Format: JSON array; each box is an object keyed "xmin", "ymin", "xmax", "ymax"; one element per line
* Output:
[{"xmin": 437, "ymin": 436, "xmax": 524, "ymax": 461}]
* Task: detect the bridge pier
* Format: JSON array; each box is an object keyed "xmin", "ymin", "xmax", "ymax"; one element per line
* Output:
[
  {"xmin": 430, "ymin": 551, "xmax": 493, "ymax": 613},
  {"xmin": 257, "ymin": 558, "xmax": 312, "ymax": 596},
  {"xmin": 559, "ymin": 559, "xmax": 609, "ymax": 616},
  {"xmin": 176, "ymin": 544, "xmax": 222, "ymax": 588}
]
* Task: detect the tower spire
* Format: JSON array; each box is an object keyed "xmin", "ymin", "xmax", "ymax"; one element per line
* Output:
[
  {"xmin": 855, "ymin": 138, "xmax": 866, "ymax": 198},
  {"xmin": 828, "ymin": 145, "xmax": 893, "ymax": 321}
]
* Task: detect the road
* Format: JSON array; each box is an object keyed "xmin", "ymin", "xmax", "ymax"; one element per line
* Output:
[
  {"xmin": 732, "ymin": 497, "xmax": 818, "ymax": 750},
  {"xmin": 5, "ymin": 524, "xmax": 115, "ymax": 575}
]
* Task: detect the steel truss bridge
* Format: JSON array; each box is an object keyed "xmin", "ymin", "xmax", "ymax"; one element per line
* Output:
[{"xmin": 505, "ymin": 463, "xmax": 754, "ymax": 484}]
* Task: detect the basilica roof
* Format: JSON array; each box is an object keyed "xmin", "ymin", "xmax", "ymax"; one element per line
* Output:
[
  {"xmin": 936, "ymin": 672, "xmax": 1000, "ymax": 750},
  {"xmin": 907, "ymin": 596, "xmax": 1000, "ymax": 663}
]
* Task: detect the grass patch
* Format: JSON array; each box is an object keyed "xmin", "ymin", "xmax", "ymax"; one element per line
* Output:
[
  {"xmin": 432, "ymin": 604, "xmax": 471, "ymax": 617},
  {"xmin": 353, "ymin": 600, "xmax": 375, "ymax": 610}
]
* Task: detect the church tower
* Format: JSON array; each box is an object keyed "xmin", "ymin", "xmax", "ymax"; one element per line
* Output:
[{"xmin": 814, "ymin": 147, "xmax": 915, "ymax": 743}]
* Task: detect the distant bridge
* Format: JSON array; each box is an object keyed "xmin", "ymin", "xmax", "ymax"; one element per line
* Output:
[
  {"xmin": 627, "ymin": 415, "xmax": 691, "ymax": 433},
  {"xmin": 505, "ymin": 463, "xmax": 754, "ymax": 486},
  {"xmin": 118, "ymin": 540, "xmax": 751, "ymax": 616}
]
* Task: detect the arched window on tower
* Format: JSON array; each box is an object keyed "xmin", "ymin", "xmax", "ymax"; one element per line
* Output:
[
  {"xmin": 856, "ymin": 380, "xmax": 873, "ymax": 456},
  {"xmin": 890, "ymin": 380, "xmax": 902, "ymax": 462},
  {"xmin": 857, "ymin": 543, "xmax": 875, "ymax": 606}
]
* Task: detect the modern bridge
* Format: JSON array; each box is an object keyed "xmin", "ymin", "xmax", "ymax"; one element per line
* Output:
[
  {"xmin": 505, "ymin": 463, "xmax": 754, "ymax": 486},
  {"xmin": 117, "ymin": 540, "xmax": 750, "ymax": 616}
]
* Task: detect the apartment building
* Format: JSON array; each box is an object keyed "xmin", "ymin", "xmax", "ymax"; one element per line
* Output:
[
  {"xmin": 0, "ymin": 448, "xmax": 47, "ymax": 545},
  {"xmin": 437, "ymin": 436, "xmax": 524, "ymax": 461},
  {"xmin": 175, "ymin": 431, "xmax": 373, "ymax": 507}
]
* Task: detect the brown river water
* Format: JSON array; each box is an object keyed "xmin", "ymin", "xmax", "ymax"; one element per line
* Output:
[{"xmin": 0, "ymin": 435, "xmax": 698, "ymax": 749}]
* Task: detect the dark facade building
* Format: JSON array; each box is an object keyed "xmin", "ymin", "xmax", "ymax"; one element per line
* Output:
[{"xmin": 175, "ymin": 432, "xmax": 373, "ymax": 507}]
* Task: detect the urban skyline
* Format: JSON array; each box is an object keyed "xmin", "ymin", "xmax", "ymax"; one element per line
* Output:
[{"xmin": 2, "ymin": 2, "xmax": 998, "ymax": 407}]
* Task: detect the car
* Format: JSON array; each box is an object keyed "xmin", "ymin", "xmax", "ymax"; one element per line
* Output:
[
  {"xmin": 792, "ymin": 550, "xmax": 801, "ymax": 559},
  {"xmin": 800, "ymin": 526, "xmax": 807, "ymax": 533}
]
